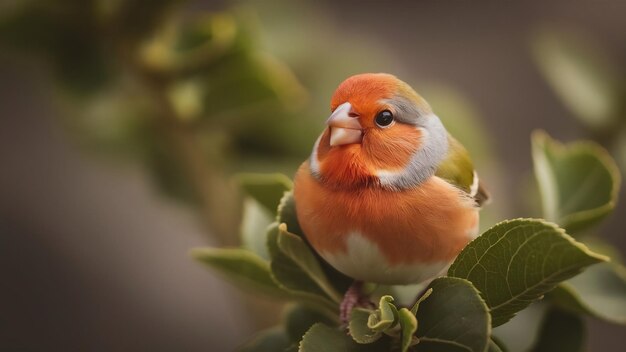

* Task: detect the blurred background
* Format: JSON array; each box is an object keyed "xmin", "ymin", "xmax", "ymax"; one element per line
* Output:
[{"xmin": 1, "ymin": 0, "xmax": 625, "ymax": 351}]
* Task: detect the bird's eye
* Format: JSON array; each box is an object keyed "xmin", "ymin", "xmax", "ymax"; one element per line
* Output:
[{"xmin": 375, "ymin": 110, "xmax": 394, "ymax": 127}]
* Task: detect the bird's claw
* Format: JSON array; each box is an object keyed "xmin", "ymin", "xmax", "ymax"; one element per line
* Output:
[{"xmin": 340, "ymin": 281, "xmax": 373, "ymax": 324}]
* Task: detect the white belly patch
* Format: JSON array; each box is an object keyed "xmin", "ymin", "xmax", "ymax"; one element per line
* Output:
[{"xmin": 319, "ymin": 232, "xmax": 450, "ymax": 285}]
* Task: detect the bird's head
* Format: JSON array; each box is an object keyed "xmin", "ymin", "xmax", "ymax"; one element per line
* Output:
[{"xmin": 309, "ymin": 73, "xmax": 449, "ymax": 190}]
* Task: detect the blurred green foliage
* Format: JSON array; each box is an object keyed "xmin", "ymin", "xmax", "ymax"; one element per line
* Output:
[
  {"xmin": 0, "ymin": 0, "xmax": 321, "ymax": 243},
  {"xmin": 0, "ymin": 0, "xmax": 178, "ymax": 94},
  {"xmin": 532, "ymin": 28, "xmax": 626, "ymax": 171},
  {"xmin": 532, "ymin": 131, "xmax": 620, "ymax": 235}
]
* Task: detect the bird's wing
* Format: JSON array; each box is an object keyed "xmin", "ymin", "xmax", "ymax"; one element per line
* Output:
[{"xmin": 435, "ymin": 134, "xmax": 490, "ymax": 206}]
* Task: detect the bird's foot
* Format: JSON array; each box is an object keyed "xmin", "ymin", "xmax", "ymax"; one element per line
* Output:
[{"xmin": 340, "ymin": 281, "xmax": 374, "ymax": 324}]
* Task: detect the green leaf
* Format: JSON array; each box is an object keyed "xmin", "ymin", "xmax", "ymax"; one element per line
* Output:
[
  {"xmin": 448, "ymin": 219, "xmax": 607, "ymax": 326},
  {"xmin": 276, "ymin": 192, "xmax": 353, "ymax": 294},
  {"xmin": 548, "ymin": 262, "xmax": 626, "ymax": 325},
  {"xmin": 267, "ymin": 224, "xmax": 324, "ymax": 296},
  {"xmin": 191, "ymin": 247, "xmax": 286, "ymax": 298},
  {"xmin": 285, "ymin": 304, "xmax": 337, "ymax": 343},
  {"xmin": 239, "ymin": 326, "xmax": 294, "ymax": 352},
  {"xmin": 349, "ymin": 308, "xmax": 382, "ymax": 344},
  {"xmin": 531, "ymin": 29, "xmax": 622, "ymax": 130},
  {"xmin": 414, "ymin": 277, "xmax": 490, "ymax": 352},
  {"xmin": 398, "ymin": 308, "xmax": 417, "ymax": 352},
  {"xmin": 266, "ymin": 224, "xmax": 337, "ymax": 316},
  {"xmin": 375, "ymin": 282, "xmax": 429, "ymax": 308},
  {"xmin": 299, "ymin": 323, "xmax": 390, "ymax": 352},
  {"xmin": 236, "ymin": 173, "xmax": 293, "ymax": 214},
  {"xmin": 277, "ymin": 190, "xmax": 303, "ymax": 236},
  {"xmin": 532, "ymin": 130, "xmax": 621, "ymax": 234},
  {"xmin": 240, "ymin": 197, "xmax": 273, "ymax": 260},
  {"xmin": 367, "ymin": 295, "xmax": 399, "ymax": 332},
  {"xmin": 277, "ymin": 224, "xmax": 343, "ymax": 302},
  {"xmin": 530, "ymin": 308, "xmax": 585, "ymax": 352},
  {"xmin": 298, "ymin": 323, "xmax": 358, "ymax": 352},
  {"xmin": 487, "ymin": 338, "xmax": 506, "ymax": 352},
  {"xmin": 410, "ymin": 288, "xmax": 433, "ymax": 315}
]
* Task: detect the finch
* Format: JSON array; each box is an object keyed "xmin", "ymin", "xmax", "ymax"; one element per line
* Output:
[{"xmin": 293, "ymin": 74, "xmax": 489, "ymax": 316}]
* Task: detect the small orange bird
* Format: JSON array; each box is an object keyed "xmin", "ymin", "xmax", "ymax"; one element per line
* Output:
[{"xmin": 293, "ymin": 73, "xmax": 489, "ymax": 318}]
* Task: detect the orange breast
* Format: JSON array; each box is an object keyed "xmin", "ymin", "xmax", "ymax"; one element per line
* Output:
[{"xmin": 294, "ymin": 162, "xmax": 478, "ymax": 266}]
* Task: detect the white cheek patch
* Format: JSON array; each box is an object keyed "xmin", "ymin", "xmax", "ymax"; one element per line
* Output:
[
  {"xmin": 469, "ymin": 171, "xmax": 480, "ymax": 197},
  {"xmin": 309, "ymin": 134, "xmax": 323, "ymax": 178},
  {"xmin": 320, "ymin": 232, "xmax": 450, "ymax": 285}
]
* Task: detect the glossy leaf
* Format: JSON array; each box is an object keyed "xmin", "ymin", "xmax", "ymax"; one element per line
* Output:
[
  {"xmin": 530, "ymin": 308, "xmax": 585, "ymax": 352},
  {"xmin": 240, "ymin": 197, "xmax": 273, "ymax": 260},
  {"xmin": 192, "ymin": 247, "xmax": 285, "ymax": 298},
  {"xmin": 266, "ymin": 224, "xmax": 337, "ymax": 316},
  {"xmin": 414, "ymin": 277, "xmax": 490, "ymax": 352},
  {"xmin": 548, "ymin": 262, "xmax": 626, "ymax": 325},
  {"xmin": 285, "ymin": 304, "xmax": 336, "ymax": 343},
  {"xmin": 449, "ymin": 219, "xmax": 607, "ymax": 326},
  {"xmin": 376, "ymin": 282, "xmax": 430, "ymax": 308},
  {"xmin": 299, "ymin": 323, "xmax": 391, "ymax": 352},
  {"xmin": 367, "ymin": 295, "xmax": 399, "ymax": 332},
  {"xmin": 276, "ymin": 191, "xmax": 352, "ymax": 293},
  {"xmin": 531, "ymin": 29, "xmax": 622, "ymax": 130},
  {"xmin": 267, "ymin": 224, "xmax": 323, "ymax": 295},
  {"xmin": 236, "ymin": 173, "xmax": 293, "ymax": 214},
  {"xmin": 410, "ymin": 288, "xmax": 433, "ymax": 315},
  {"xmin": 532, "ymin": 131, "xmax": 621, "ymax": 234},
  {"xmin": 398, "ymin": 308, "xmax": 417, "ymax": 352},
  {"xmin": 349, "ymin": 308, "xmax": 382, "ymax": 344},
  {"xmin": 277, "ymin": 191, "xmax": 303, "ymax": 236},
  {"xmin": 487, "ymin": 339, "xmax": 505, "ymax": 352},
  {"xmin": 277, "ymin": 224, "xmax": 342, "ymax": 302}
]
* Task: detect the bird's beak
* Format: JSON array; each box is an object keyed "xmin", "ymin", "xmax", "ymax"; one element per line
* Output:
[{"xmin": 326, "ymin": 102, "xmax": 363, "ymax": 146}]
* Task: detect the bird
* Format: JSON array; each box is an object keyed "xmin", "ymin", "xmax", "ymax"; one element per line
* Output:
[{"xmin": 292, "ymin": 73, "xmax": 489, "ymax": 320}]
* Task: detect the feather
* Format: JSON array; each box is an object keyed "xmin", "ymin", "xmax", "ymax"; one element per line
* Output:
[{"xmin": 435, "ymin": 134, "xmax": 481, "ymax": 194}]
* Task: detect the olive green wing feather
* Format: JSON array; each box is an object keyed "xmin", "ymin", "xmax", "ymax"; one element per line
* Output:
[
  {"xmin": 435, "ymin": 135, "xmax": 474, "ymax": 192},
  {"xmin": 435, "ymin": 134, "xmax": 490, "ymax": 206}
]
